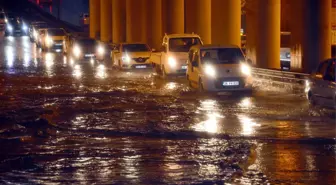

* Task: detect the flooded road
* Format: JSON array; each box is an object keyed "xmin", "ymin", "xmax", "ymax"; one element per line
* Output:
[{"xmin": 0, "ymin": 35, "xmax": 335, "ymax": 184}]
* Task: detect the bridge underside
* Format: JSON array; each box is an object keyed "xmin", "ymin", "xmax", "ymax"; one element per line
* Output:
[{"xmin": 90, "ymin": 0, "xmax": 333, "ymax": 73}]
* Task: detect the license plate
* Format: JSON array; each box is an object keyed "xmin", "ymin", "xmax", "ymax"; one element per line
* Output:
[
  {"xmin": 55, "ymin": 43, "xmax": 63, "ymax": 46},
  {"xmin": 181, "ymin": 65, "xmax": 187, "ymax": 69},
  {"xmin": 85, "ymin": 54, "xmax": 95, "ymax": 57},
  {"xmin": 223, "ymin": 81, "xmax": 239, "ymax": 86},
  {"xmin": 135, "ymin": 65, "xmax": 147, "ymax": 69}
]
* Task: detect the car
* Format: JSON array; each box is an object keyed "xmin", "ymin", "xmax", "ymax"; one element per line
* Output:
[
  {"xmin": 40, "ymin": 28, "xmax": 67, "ymax": 52},
  {"xmin": 306, "ymin": 58, "xmax": 336, "ymax": 108},
  {"xmin": 28, "ymin": 21, "xmax": 48, "ymax": 42},
  {"xmin": 280, "ymin": 47, "xmax": 291, "ymax": 71},
  {"xmin": 186, "ymin": 45, "xmax": 253, "ymax": 92},
  {"xmin": 151, "ymin": 33, "xmax": 203, "ymax": 77},
  {"xmin": 112, "ymin": 43, "xmax": 153, "ymax": 70},
  {"xmin": 67, "ymin": 37, "xmax": 108, "ymax": 63},
  {"xmin": 0, "ymin": 12, "xmax": 5, "ymax": 30},
  {"xmin": 4, "ymin": 17, "xmax": 28, "ymax": 37}
]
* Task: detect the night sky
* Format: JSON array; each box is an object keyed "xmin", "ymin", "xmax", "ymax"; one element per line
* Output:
[{"xmin": 51, "ymin": 0, "xmax": 89, "ymax": 26}]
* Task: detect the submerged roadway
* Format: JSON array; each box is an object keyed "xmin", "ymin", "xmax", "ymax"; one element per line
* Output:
[{"xmin": 0, "ymin": 34, "xmax": 335, "ymax": 184}]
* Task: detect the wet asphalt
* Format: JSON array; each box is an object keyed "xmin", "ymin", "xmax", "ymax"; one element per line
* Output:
[{"xmin": 0, "ymin": 34, "xmax": 335, "ymax": 184}]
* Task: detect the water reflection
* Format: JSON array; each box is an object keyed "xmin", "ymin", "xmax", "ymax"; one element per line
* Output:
[
  {"xmin": 45, "ymin": 53, "xmax": 54, "ymax": 76},
  {"xmin": 73, "ymin": 64, "xmax": 82, "ymax": 79},
  {"xmin": 238, "ymin": 115, "xmax": 260, "ymax": 136},
  {"xmin": 5, "ymin": 46, "xmax": 14, "ymax": 68},
  {"xmin": 63, "ymin": 56, "xmax": 67, "ymax": 65},
  {"xmin": 23, "ymin": 53, "xmax": 30, "ymax": 68},
  {"xmin": 165, "ymin": 82, "xmax": 177, "ymax": 90},
  {"xmin": 193, "ymin": 99, "xmax": 223, "ymax": 133},
  {"xmin": 96, "ymin": 64, "xmax": 107, "ymax": 79},
  {"xmin": 193, "ymin": 113, "xmax": 221, "ymax": 133},
  {"xmin": 239, "ymin": 97, "xmax": 253, "ymax": 108}
]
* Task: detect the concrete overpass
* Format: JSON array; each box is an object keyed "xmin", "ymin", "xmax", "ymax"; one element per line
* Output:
[{"xmin": 90, "ymin": 0, "xmax": 334, "ymax": 73}]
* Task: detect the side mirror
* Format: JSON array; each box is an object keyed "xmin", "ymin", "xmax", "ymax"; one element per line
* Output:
[{"xmin": 192, "ymin": 61, "xmax": 198, "ymax": 67}]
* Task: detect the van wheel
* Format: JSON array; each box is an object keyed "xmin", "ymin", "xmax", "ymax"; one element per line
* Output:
[
  {"xmin": 308, "ymin": 91, "xmax": 316, "ymax": 106},
  {"xmin": 198, "ymin": 78, "xmax": 204, "ymax": 92},
  {"xmin": 154, "ymin": 63, "xmax": 161, "ymax": 74},
  {"xmin": 118, "ymin": 60, "xmax": 122, "ymax": 70},
  {"xmin": 162, "ymin": 65, "xmax": 168, "ymax": 78},
  {"xmin": 187, "ymin": 75, "xmax": 192, "ymax": 87}
]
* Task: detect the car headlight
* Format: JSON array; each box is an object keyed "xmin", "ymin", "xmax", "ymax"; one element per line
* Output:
[
  {"xmin": 22, "ymin": 24, "xmax": 27, "ymax": 31},
  {"xmin": 168, "ymin": 57, "xmax": 177, "ymax": 67},
  {"xmin": 5, "ymin": 18, "xmax": 8, "ymax": 23},
  {"xmin": 122, "ymin": 55, "xmax": 131, "ymax": 63},
  {"xmin": 204, "ymin": 64, "xmax": 216, "ymax": 78},
  {"xmin": 97, "ymin": 46, "xmax": 105, "ymax": 55},
  {"xmin": 73, "ymin": 45, "xmax": 81, "ymax": 57},
  {"xmin": 7, "ymin": 24, "xmax": 13, "ymax": 31},
  {"xmin": 33, "ymin": 30, "xmax": 38, "ymax": 38},
  {"xmin": 241, "ymin": 63, "xmax": 251, "ymax": 76}
]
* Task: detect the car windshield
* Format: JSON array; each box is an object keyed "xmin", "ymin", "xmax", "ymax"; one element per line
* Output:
[
  {"xmin": 169, "ymin": 37, "xmax": 201, "ymax": 52},
  {"xmin": 77, "ymin": 39, "xmax": 96, "ymax": 46},
  {"xmin": 7, "ymin": 19, "xmax": 20, "ymax": 26},
  {"xmin": 48, "ymin": 29, "xmax": 65, "ymax": 36},
  {"xmin": 200, "ymin": 48, "xmax": 245, "ymax": 64},
  {"xmin": 122, "ymin": 44, "xmax": 149, "ymax": 52}
]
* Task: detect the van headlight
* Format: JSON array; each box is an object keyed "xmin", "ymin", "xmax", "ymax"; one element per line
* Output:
[
  {"xmin": 204, "ymin": 64, "xmax": 216, "ymax": 78},
  {"xmin": 46, "ymin": 36, "xmax": 53, "ymax": 46},
  {"xmin": 73, "ymin": 45, "xmax": 81, "ymax": 57},
  {"xmin": 168, "ymin": 57, "xmax": 177, "ymax": 67},
  {"xmin": 122, "ymin": 55, "xmax": 131, "ymax": 63},
  {"xmin": 241, "ymin": 63, "xmax": 251, "ymax": 76},
  {"xmin": 7, "ymin": 24, "xmax": 13, "ymax": 32},
  {"xmin": 97, "ymin": 46, "xmax": 105, "ymax": 55}
]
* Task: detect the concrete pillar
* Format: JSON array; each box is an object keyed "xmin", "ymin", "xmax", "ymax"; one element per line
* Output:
[
  {"xmin": 112, "ymin": 0, "xmax": 126, "ymax": 43},
  {"xmin": 89, "ymin": 0, "xmax": 100, "ymax": 39},
  {"xmin": 289, "ymin": 0, "xmax": 305, "ymax": 71},
  {"xmin": 256, "ymin": 0, "xmax": 281, "ymax": 69},
  {"xmin": 167, "ymin": 0, "xmax": 184, "ymax": 34},
  {"xmin": 290, "ymin": 0, "xmax": 331, "ymax": 73},
  {"xmin": 126, "ymin": 0, "xmax": 147, "ymax": 42},
  {"xmin": 186, "ymin": 0, "xmax": 211, "ymax": 44},
  {"xmin": 245, "ymin": 0, "xmax": 258, "ymax": 65},
  {"xmin": 100, "ymin": 0, "xmax": 112, "ymax": 42},
  {"xmin": 212, "ymin": 0, "xmax": 241, "ymax": 46},
  {"xmin": 147, "ymin": 0, "xmax": 162, "ymax": 49}
]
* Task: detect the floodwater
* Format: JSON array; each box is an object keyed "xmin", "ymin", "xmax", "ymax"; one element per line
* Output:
[{"xmin": 0, "ymin": 35, "xmax": 335, "ymax": 184}]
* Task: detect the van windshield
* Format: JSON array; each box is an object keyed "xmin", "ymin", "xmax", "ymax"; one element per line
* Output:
[
  {"xmin": 48, "ymin": 29, "xmax": 66, "ymax": 36},
  {"xmin": 200, "ymin": 48, "xmax": 245, "ymax": 64},
  {"xmin": 122, "ymin": 44, "xmax": 150, "ymax": 52},
  {"xmin": 169, "ymin": 37, "xmax": 201, "ymax": 52}
]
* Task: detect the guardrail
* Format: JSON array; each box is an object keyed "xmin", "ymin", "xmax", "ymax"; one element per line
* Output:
[{"xmin": 252, "ymin": 67, "xmax": 309, "ymax": 85}]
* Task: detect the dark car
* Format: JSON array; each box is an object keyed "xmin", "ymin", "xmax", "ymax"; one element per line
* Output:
[
  {"xmin": 68, "ymin": 37, "xmax": 108, "ymax": 62},
  {"xmin": 5, "ymin": 17, "xmax": 28, "ymax": 37}
]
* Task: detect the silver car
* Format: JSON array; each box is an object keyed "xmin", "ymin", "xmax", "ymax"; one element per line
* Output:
[{"xmin": 306, "ymin": 58, "xmax": 336, "ymax": 108}]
